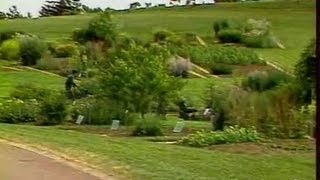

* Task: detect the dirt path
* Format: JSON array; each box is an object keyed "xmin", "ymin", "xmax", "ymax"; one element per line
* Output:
[{"xmin": 0, "ymin": 143, "xmax": 103, "ymax": 180}]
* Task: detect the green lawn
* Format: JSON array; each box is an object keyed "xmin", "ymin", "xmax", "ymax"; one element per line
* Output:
[
  {"xmin": 0, "ymin": 0, "xmax": 315, "ymax": 71},
  {"xmin": 0, "ymin": 124, "xmax": 314, "ymax": 180},
  {"xmin": 0, "ymin": 70, "xmax": 64, "ymax": 99}
]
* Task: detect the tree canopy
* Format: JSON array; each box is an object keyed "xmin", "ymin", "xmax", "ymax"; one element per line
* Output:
[{"xmin": 39, "ymin": 0, "xmax": 82, "ymax": 17}]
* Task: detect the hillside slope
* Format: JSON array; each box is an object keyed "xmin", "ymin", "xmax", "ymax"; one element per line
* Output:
[{"xmin": 0, "ymin": 0, "xmax": 315, "ymax": 71}]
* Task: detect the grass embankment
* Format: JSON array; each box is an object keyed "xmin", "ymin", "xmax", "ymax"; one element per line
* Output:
[
  {"xmin": 0, "ymin": 0, "xmax": 315, "ymax": 71},
  {"xmin": 0, "ymin": 123, "xmax": 314, "ymax": 180},
  {"xmin": 0, "ymin": 69, "xmax": 64, "ymax": 99}
]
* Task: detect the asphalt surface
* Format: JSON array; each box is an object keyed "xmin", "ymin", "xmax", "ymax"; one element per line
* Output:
[{"xmin": 0, "ymin": 143, "xmax": 101, "ymax": 180}]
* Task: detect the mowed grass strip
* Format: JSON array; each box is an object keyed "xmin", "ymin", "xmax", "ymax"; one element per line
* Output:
[{"xmin": 0, "ymin": 124, "xmax": 314, "ymax": 180}]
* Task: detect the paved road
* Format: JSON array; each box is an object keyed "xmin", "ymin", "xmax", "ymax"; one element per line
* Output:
[{"xmin": 0, "ymin": 143, "xmax": 101, "ymax": 180}]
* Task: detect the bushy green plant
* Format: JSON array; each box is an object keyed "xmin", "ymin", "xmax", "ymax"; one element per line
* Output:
[
  {"xmin": 205, "ymin": 83, "xmax": 311, "ymax": 138},
  {"xmin": 217, "ymin": 29, "xmax": 242, "ymax": 43},
  {"xmin": 36, "ymin": 55, "xmax": 61, "ymax": 71},
  {"xmin": 242, "ymin": 71, "xmax": 291, "ymax": 92},
  {"xmin": 182, "ymin": 45, "xmax": 262, "ymax": 69},
  {"xmin": 0, "ymin": 30, "xmax": 25, "ymax": 44},
  {"xmin": 11, "ymin": 84, "xmax": 54, "ymax": 101},
  {"xmin": 213, "ymin": 18, "xmax": 281, "ymax": 48},
  {"xmin": 210, "ymin": 64, "xmax": 234, "ymax": 75},
  {"xmin": 99, "ymin": 44, "xmax": 183, "ymax": 117},
  {"xmin": 183, "ymin": 33, "xmax": 201, "ymax": 46},
  {"xmin": 0, "ymin": 98, "xmax": 39, "ymax": 123},
  {"xmin": 213, "ymin": 19, "xmax": 239, "ymax": 35},
  {"xmin": 132, "ymin": 116, "xmax": 163, "ymax": 136},
  {"xmin": 72, "ymin": 12, "xmax": 117, "ymax": 46},
  {"xmin": 205, "ymin": 85, "xmax": 231, "ymax": 130},
  {"xmin": 180, "ymin": 126, "xmax": 258, "ymax": 147},
  {"xmin": 0, "ymin": 39, "xmax": 20, "ymax": 60},
  {"xmin": 53, "ymin": 43, "xmax": 79, "ymax": 58},
  {"xmin": 83, "ymin": 41, "xmax": 106, "ymax": 64},
  {"xmin": 37, "ymin": 93, "xmax": 67, "ymax": 125},
  {"xmin": 261, "ymin": 84, "xmax": 311, "ymax": 138},
  {"xmin": 19, "ymin": 35, "xmax": 46, "ymax": 66},
  {"xmin": 242, "ymin": 34, "xmax": 279, "ymax": 48},
  {"xmin": 71, "ymin": 97, "xmax": 134, "ymax": 125},
  {"xmin": 115, "ymin": 34, "xmax": 145, "ymax": 50},
  {"xmin": 294, "ymin": 40, "xmax": 315, "ymax": 104},
  {"xmin": 154, "ymin": 29, "xmax": 175, "ymax": 42}
]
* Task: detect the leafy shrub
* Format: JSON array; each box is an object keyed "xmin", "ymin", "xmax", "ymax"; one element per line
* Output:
[
  {"xmin": 71, "ymin": 97, "xmax": 134, "ymax": 125},
  {"xmin": 205, "ymin": 83, "xmax": 311, "ymax": 138},
  {"xmin": 213, "ymin": 18, "xmax": 281, "ymax": 48},
  {"xmin": 242, "ymin": 71, "xmax": 291, "ymax": 92},
  {"xmin": 0, "ymin": 98, "xmax": 39, "ymax": 123},
  {"xmin": 99, "ymin": 44, "xmax": 182, "ymax": 117},
  {"xmin": 153, "ymin": 30, "xmax": 188, "ymax": 47},
  {"xmin": 72, "ymin": 12, "xmax": 117, "ymax": 46},
  {"xmin": 19, "ymin": 35, "xmax": 46, "ymax": 66},
  {"xmin": 243, "ymin": 18, "xmax": 270, "ymax": 36},
  {"xmin": 53, "ymin": 43, "xmax": 79, "ymax": 58},
  {"xmin": 210, "ymin": 64, "xmax": 234, "ymax": 75},
  {"xmin": 37, "ymin": 93, "xmax": 67, "ymax": 126},
  {"xmin": 132, "ymin": 116, "xmax": 163, "ymax": 136},
  {"xmin": 72, "ymin": 29, "xmax": 88, "ymax": 43},
  {"xmin": 183, "ymin": 33, "xmax": 201, "ymax": 46},
  {"xmin": 0, "ymin": 39, "xmax": 20, "ymax": 60},
  {"xmin": 0, "ymin": 30, "xmax": 25, "ymax": 44},
  {"xmin": 83, "ymin": 41, "xmax": 106, "ymax": 63},
  {"xmin": 11, "ymin": 84, "xmax": 54, "ymax": 101},
  {"xmin": 154, "ymin": 29, "xmax": 175, "ymax": 42},
  {"xmin": 36, "ymin": 55, "xmax": 61, "ymax": 71},
  {"xmin": 180, "ymin": 126, "xmax": 258, "ymax": 147},
  {"xmin": 294, "ymin": 40, "xmax": 315, "ymax": 104},
  {"xmin": 182, "ymin": 45, "xmax": 262, "ymax": 68},
  {"xmin": 213, "ymin": 19, "xmax": 239, "ymax": 35},
  {"xmin": 205, "ymin": 85, "xmax": 232, "ymax": 130},
  {"xmin": 169, "ymin": 56, "xmax": 191, "ymax": 78},
  {"xmin": 115, "ymin": 34, "xmax": 145, "ymax": 50},
  {"xmin": 240, "ymin": 84, "xmax": 309, "ymax": 138},
  {"xmin": 217, "ymin": 29, "xmax": 242, "ymax": 43},
  {"xmin": 242, "ymin": 34, "xmax": 279, "ymax": 48}
]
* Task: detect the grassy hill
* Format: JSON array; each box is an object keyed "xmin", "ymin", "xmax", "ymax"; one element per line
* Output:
[
  {"xmin": 0, "ymin": 61, "xmax": 64, "ymax": 99},
  {"xmin": 0, "ymin": 0, "xmax": 315, "ymax": 72}
]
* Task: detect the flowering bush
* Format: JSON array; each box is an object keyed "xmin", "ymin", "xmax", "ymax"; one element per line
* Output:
[
  {"xmin": 0, "ymin": 98, "xmax": 40, "ymax": 123},
  {"xmin": 180, "ymin": 126, "xmax": 258, "ymax": 147}
]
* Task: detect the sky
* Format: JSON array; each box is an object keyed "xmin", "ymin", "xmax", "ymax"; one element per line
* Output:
[{"xmin": 0, "ymin": 0, "xmax": 214, "ymax": 16}]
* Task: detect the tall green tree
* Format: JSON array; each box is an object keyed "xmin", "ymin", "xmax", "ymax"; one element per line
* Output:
[
  {"xmin": 6, "ymin": 5, "xmax": 23, "ymax": 19},
  {"xmin": 98, "ymin": 44, "xmax": 183, "ymax": 118},
  {"xmin": 39, "ymin": 0, "xmax": 81, "ymax": 17},
  {"xmin": 0, "ymin": 12, "xmax": 6, "ymax": 19}
]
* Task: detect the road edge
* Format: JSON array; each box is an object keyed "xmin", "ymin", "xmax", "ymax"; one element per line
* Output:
[{"xmin": 0, "ymin": 139, "xmax": 115, "ymax": 180}]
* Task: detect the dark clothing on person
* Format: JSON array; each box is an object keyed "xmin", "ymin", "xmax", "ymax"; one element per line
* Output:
[
  {"xmin": 65, "ymin": 74, "xmax": 77, "ymax": 91},
  {"xmin": 65, "ymin": 74, "xmax": 77, "ymax": 100}
]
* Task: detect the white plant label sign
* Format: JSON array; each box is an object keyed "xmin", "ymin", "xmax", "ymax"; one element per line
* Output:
[
  {"xmin": 76, "ymin": 115, "xmax": 84, "ymax": 125},
  {"xmin": 173, "ymin": 121, "xmax": 185, "ymax": 133},
  {"xmin": 111, "ymin": 120, "xmax": 120, "ymax": 130}
]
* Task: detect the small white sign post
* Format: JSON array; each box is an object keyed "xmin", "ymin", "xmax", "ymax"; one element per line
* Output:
[
  {"xmin": 173, "ymin": 121, "xmax": 185, "ymax": 133},
  {"xmin": 111, "ymin": 120, "xmax": 120, "ymax": 130},
  {"xmin": 76, "ymin": 115, "xmax": 84, "ymax": 125}
]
